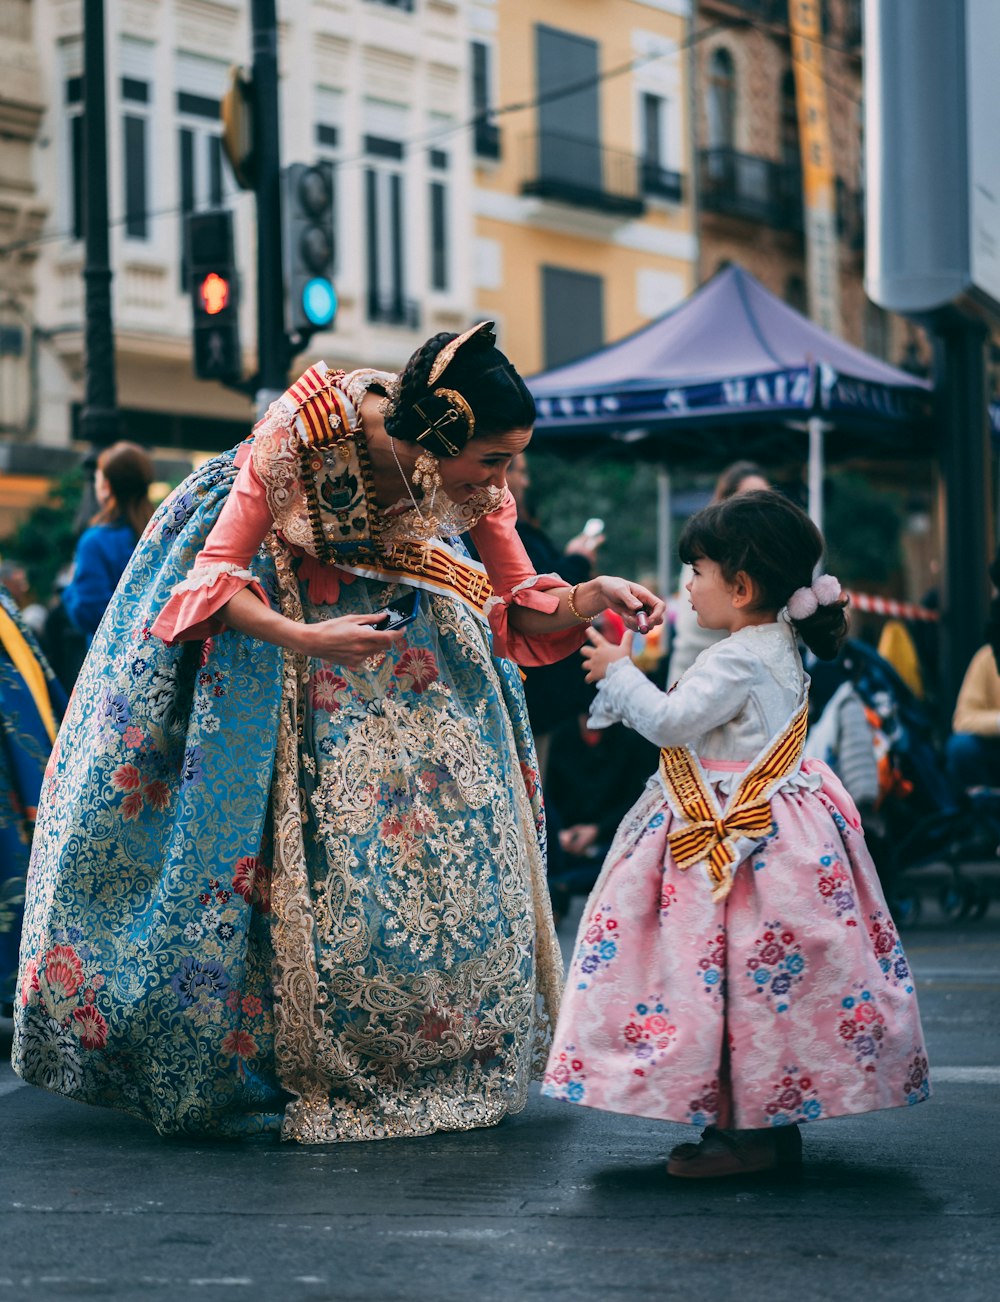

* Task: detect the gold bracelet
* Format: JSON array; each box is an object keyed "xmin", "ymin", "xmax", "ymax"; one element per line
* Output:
[{"xmin": 567, "ymin": 583, "xmax": 594, "ymax": 624}]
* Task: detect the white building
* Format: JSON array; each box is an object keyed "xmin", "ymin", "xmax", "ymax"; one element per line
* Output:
[{"xmin": 28, "ymin": 0, "xmax": 477, "ymax": 461}]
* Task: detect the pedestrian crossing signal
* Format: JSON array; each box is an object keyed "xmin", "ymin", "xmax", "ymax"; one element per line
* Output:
[
  {"xmin": 199, "ymin": 272, "xmax": 231, "ymax": 316},
  {"xmin": 185, "ymin": 210, "xmax": 242, "ymax": 384}
]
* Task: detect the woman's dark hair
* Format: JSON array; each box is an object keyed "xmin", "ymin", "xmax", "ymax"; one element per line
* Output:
[
  {"xmin": 678, "ymin": 489, "xmax": 849, "ymax": 659},
  {"xmin": 713, "ymin": 460, "xmax": 768, "ymax": 502},
  {"xmin": 92, "ymin": 441, "xmax": 155, "ymax": 536},
  {"xmin": 384, "ymin": 329, "xmax": 536, "ymax": 445}
]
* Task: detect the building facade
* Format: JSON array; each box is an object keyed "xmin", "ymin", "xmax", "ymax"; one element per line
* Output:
[
  {"xmin": 693, "ymin": 0, "xmax": 924, "ymax": 370},
  {"xmin": 470, "ymin": 0, "xmax": 697, "ymax": 375},
  {"xmin": 26, "ymin": 0, "xmax": 478, "ymax": 462}
]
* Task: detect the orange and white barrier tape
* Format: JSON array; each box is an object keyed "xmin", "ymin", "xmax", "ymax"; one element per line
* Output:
[{"xmin": 845, "ymin": 591, "xmax": 939, "ymax": 622}]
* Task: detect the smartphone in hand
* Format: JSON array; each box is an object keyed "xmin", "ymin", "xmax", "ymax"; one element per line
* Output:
[{"xmin": 375, "ymin": 589, "xmax": 421, "ymax": 631}]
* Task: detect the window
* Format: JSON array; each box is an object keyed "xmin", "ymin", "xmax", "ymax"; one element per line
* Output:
[
  {"xmin": 315, "ymin": 87, "xmax": 343, "ymax": 274},
  {"xmin": 640, "ymin": 91, "xmax": 681, "ymax": 201},
  {"xmin": 177, "ymin": 90, "xmax": 225, "ymax": 287},
  {"xmin": 123, "ymin": 78, "xmax": 150, "ymax": 239},
  {"xmin": 542, "ymin": 266, "xmax": 604, "ymax": 369},
  {"xmin": 66, "ymin": 75, "xmax": 84, "ymax": 240},
  {"xmin": 706, "ymin": 47, "xmax": 736, "ymax": 151},
  {"xmin": 471, "ymin": 40, "xmax": 500, "ymax": 159},
  {"xmin": 365, "ymin": 148, "xmax": 410, "ymax": 324},
  {"xmin": 780, "ymin": 69, "xmax": 799, "ymax": 172},
  {"xmin": 536, "ymin": 25, "xmax": 601, "ymax": 192},
  {"xmin": 428, "ymin": 147, "xmax": 449, "ymax": 292}
]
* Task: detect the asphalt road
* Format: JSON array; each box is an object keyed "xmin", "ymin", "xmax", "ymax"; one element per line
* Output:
[{"xmin": 2, "ymin": 907, "xmax": 998, "ymax": 1302}]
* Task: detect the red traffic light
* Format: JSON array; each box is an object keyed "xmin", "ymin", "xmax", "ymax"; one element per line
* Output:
[{"xmin": 199, "ymin": 272, "xmax": 231, "ymax": 315}]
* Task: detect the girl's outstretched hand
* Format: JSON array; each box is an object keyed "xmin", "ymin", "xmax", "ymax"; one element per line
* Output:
[{"xmin": 581, "ymin": 627, "xmax": 634, "ymax": 684}]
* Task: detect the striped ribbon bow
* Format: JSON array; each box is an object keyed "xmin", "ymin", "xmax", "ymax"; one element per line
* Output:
[
  {"xmin": 667, "ymin": 801, "xmax": 776, "ymax": 874},
  {"xmin": 659, "ymin": 698, "xmax": 809, "ymax": 901}
]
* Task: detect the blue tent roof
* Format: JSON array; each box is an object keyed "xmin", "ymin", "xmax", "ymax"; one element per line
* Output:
[{"xmin": 528, "ymin": 265, "xmax": 932, "ymax": 453}]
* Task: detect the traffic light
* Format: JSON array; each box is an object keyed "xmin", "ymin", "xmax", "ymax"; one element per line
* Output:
[
  {"xmin": 185, "ymin": 209, "xmax": 242, "ymax": 384},
  {"xmin": 281, "ymin": 162, "xmax": 337, "ymax": 338}
]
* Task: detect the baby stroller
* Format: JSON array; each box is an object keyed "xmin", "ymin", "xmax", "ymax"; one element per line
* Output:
[{"xmin": 809, "ymin": 639, "xmax": 993, "ymax": 925}]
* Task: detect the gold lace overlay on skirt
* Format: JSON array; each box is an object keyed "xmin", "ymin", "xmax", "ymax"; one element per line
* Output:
[{"xmin": 265, "ymin": 541, "xmax": 561, "ymax": 1144}]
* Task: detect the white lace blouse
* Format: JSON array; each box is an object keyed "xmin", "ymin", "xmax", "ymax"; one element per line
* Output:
[{"xmin": 591, "ymin": 619, "xmax": 806, "ymax": 764}]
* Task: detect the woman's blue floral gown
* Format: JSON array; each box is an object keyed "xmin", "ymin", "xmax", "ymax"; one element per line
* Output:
[{"xmin": 12, "ymin": 367, "xmax": 564, "ymax": 1141}]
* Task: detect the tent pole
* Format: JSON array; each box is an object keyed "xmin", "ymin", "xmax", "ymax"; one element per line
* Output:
[
  {"xmin": 807, "ymin": 416, "xmax": 825, "ymax": 540},
  {"xmin": 657, "ymin": 467, "xmax": 672, "ymax": 599}
]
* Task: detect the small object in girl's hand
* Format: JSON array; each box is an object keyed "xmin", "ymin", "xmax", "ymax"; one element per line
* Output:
[{"xmin": 635, "ymin": 609, "xmax": 650, "ymax": 634}]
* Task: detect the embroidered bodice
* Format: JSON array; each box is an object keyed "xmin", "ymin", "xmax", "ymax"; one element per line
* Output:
[{"xmin": 249, "ymin": 363, "xmax": 503, "ymax": 566}]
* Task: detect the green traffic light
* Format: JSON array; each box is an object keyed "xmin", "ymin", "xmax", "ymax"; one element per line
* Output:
[{"xmin": 302, "ymin": 278, "xmax": 337, "ymax": 328}]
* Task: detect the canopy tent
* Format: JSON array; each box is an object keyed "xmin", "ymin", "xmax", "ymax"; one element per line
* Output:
[
  {"xmin": 527, "ymin": 264, "xmax": 934, "ymax": 591},
  {"xmin": 529, "ymin": 264, "xmax": 932, "ymax": 454}
]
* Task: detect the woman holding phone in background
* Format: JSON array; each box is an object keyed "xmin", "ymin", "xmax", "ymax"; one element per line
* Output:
[{"xmin": 15, "ymin": 324, "xmax": 662, "ymax": 1144}]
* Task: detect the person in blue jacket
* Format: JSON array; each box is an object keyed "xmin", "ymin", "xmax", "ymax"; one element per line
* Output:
[{"xmin": 63, "ymin": 441, "xmax": 155, "ymax": 641}]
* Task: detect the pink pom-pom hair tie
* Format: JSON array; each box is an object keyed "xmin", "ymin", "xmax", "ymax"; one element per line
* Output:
[{"xmin": 787, "ymin": 573, "xmax": 842, "ymax": 622}]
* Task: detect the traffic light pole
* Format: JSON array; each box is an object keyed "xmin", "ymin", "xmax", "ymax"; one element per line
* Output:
[
  {"xmin": 251, "ymin": 0, "xmax": 288, "ymax": 417},
  {"xmin": 81, "ymin": 0, "xmax": 119, "ymax": 450}
]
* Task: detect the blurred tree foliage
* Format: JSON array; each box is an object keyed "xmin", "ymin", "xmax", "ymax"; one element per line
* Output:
[
  {"xmin": 526, "ymin": 453, "xmax": 905, "ymax": 595},
  {"xmin": 824, "ymin": 470, "xmax": 903, "ymax": 586},
  {"xmin": 526, "ymin": 450, "xmax": 661, "ymax": 585},
  {"xmin": 0, "ymin": 468, "xmax": 86, "ymax": 602}
]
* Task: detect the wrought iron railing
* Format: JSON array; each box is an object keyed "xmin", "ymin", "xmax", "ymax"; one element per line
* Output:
[
  {"xmin": 367, "ymin": 294, "xmax": 421, "ymax": 328},
  {"xmin": 698, "ymin": 147, "xmax": 802, "ymax": 231},
  {"xmin": 520, "ymin": 132, "xmax": 645, "ymax": 218},
  {"xmin": 473, "ymin": 117, "xmax": 501, "ymax": 161},
  {"xmin": 641, "ymin": 161, "xmax": 684, "ymax": 203}
]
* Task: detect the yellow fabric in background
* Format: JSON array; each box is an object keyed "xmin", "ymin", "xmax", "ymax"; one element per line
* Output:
[
  {"xmin": 0, "ymin": 604, "xmax": 59, "ymax": 743},
  {"xmin": 877, "ymin": 619, "xmax": 924, "ymax": 699}
]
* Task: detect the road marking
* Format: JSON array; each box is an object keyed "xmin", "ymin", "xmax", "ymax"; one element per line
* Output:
[{"xmin": 933, "ymin": 1066, "xmax": 1000, "ymax": 1084}]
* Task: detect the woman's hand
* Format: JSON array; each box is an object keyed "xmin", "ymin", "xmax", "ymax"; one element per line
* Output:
[
  {"xmin": 576, "ymin": 577, "xmax": 665, "ymax": 632},
  {"xmin": 292, "ymin": 613, "xmax": 403, "ymax": 668},
  {"xmin": 581, "ymin": 627, "xmax": 633, "ymax": 684}
]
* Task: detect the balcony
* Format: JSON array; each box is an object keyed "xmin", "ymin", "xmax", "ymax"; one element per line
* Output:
[
  {"xmin": 520, "ymin": 133, "xmax": 645, "ymax": 219},
  {"xmin": 473, "ymin": 116, "xmax": 501, "ymax": 162},
  {"xmin": 367, "ymin": 294, "xmax": 421, "ymax": 329},
  {"xmin": 698, "ymin": 148, "xmax": 803, "ymax": 232},
  {"xmin": 364, "ymin": 0, "xmax": 415, "ymax": 12},
  {"xmin": 641, "ymin": 161, "xmax": 684, "ymax": 204},
  {"xmin": 701, "ymin": 0, "xmax": 788, "ymax": 22}
]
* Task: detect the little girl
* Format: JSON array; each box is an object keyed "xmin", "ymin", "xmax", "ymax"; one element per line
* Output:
[{"xmin": 542, "ymin": 491, "xmax": 929, "ymax": 1178}]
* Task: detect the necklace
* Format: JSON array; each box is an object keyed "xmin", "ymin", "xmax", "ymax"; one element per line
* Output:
[{"xmin": 389, "ymin": 436, "xmax": 440, "ymax": 539}]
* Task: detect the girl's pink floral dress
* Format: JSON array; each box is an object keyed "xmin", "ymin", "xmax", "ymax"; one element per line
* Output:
[{"xmin": 542, "ymin": 621, "xmax": 929, "ymax": 1130}]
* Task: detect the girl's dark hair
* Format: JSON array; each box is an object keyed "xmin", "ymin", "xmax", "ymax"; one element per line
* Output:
[
  {"xmin": 713, "ymin": 460, "xmax": 768, "ymax": 502},
  {"xmin": 92, "ymin": 441, "xmax": 155, "ymax": 536},
  {"xmin": 678, "ymin": 489, "xmax": 849, "ymax": 659},
  {"xmin": 384, "ymin": 329, "xmax": 536, "ymax": 444}
]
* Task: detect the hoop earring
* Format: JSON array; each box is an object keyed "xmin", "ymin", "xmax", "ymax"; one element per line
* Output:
[{"xmin": 412, "ymin": 449, "xmax": 442, "ymax": 491}]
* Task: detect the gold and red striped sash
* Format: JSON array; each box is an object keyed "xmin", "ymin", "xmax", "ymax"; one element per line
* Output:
[
  {"xmin": 337, "ymin": 537, "xmax": 495, "ymax": 624},
  {"xmin": 660, "ymin": 697, "xmax": 809, "ymax": 901}
]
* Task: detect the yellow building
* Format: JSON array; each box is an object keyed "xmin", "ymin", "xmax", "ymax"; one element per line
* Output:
[{"xmin": 471, "ymin": 0, "xmax": 696, "ymax": 374}]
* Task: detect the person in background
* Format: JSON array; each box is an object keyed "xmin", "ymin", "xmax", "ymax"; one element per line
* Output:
[
  {"xmin": 0, "ymin": 583, "xmax": 66, "ymax": 1017},
  {"xmin": 945, "ymin": 544, "xmax": 1000, "ymax": 792},
  {"xmin": 545, "ymin": 659, "xmax": 660, "ymax": 922},
  {"xmin": 505, "ymin": 453, "xmax": 605, "ymax": 771},
  {"xmin": 62, "ymin": 441, "xmax": 155, "ymax": 641},
  {"xmin": 666, "ymin": 461, "xmax": 770, "ymax": 684},
  {"xmin": 0, "ymin": 561, "xmax": 47, "ymax": 639},
  {"xmin": 945, "ymin": 644, "xmax": 1000, "ymax": 791}
]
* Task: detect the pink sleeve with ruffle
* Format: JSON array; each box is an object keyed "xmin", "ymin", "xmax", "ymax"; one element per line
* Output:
[
  {"xmin": 471, "ymin": 489, "xmax": 587, "ymax": 668},
  {"xmin": 152, "ymin": 445, "xmax": 274, "ymax": 644}
]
